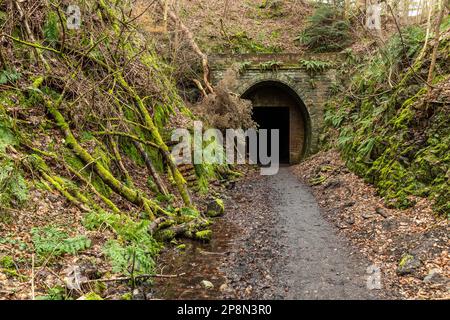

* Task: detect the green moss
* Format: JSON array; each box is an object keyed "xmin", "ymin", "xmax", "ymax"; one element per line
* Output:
[
  {"xmin": 176, "ymin": 244, "xmax": 186, "ymax": 250},
  {"xmin": 206, "ymin": 198, "xmax": 225, "ymax": 217},
  {"xmin": 62, "ymin": 150, "xmax": 111, "ymax": 198},
  {"xmin": 323, "ymin": 22, "xmax": 450, "ymax": 215},
  {"xmin": 0, "ymin": 255, "xmax": 14, "ymax": 269},
  {"xmin": 212, "ymin": 31, "xmax": 282, "ymax": 54},
  {"xmin": 0, "ymin": 255, "xmax": 27, "ymax": 280},
  {"xmin": 121, "ymin": 140, "xmax": 145, "ymax": 166},
  {"xmin": 155, "ymin": 229, "xmax": 176, "ymax": 241},
  {"xmin": 398, "ymin": 254, "xmax": 414, "ymax": 268},
  {"xmin": 121, "ymin": 292, "xmax": 133, "ymax": 300},
  {"xmin": 82, "ymin": 292, "xmax": 103, "ymax": 300},
  {"xmin": 195, "ymin": 230, "xmax": 212, "ymax": 242},
  {"xmin": 0, "ymin": 157, "xmax": 29, "ymax": 208}
]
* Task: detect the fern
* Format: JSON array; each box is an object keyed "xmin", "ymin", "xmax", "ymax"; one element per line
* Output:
[
  {"xmin": 0, "ymin": 69, "xmax": 21, "ymax": 85},
  {"xmin": 299, "ymin": 59, "xmax": 332, "ymax": 75},
  {"xmin": 357, "ymin": 137, "xmax": 376, "ymax": 160},
  {"xmin": 35, "ymin": 286, "xmax": 67, "ymax": 300},
  {"xmin": 103, "ymin": 240, "xmax": 155, "ymax": 276},
  {"xmin": 84, "ymin": 211, "xmax": 160, "ymax": 276},
  {"xmin": 238, "ymin": 61, "xmax": 252, "ymax": 74},
  {"xmin": 0, "ymin": 159, "xmax": 29, "ymax": 207},
  {"xmin": 31, "ymin": 226, "xmax": 91, "ymax": 257},
  {"xmin": 324, "ymin": 107, "xmax": 345, "ymax": 128},
  {"xmin": 297, "ymin": 6, "xmax": 351, "ymax": 52},
  {"xmin": 258, "ymin": 60, "xmax": 283, "ymax": 72},
  {"xmin": 337, "ymin": 127, "xmax": 354, "ymax": 155},
  {"xmin": 43, "ymin": 11, "xmax": 60, "ymax": 45}
]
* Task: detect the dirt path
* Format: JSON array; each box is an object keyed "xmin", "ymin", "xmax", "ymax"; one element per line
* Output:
[
  {"xmin": 153, "ymin": 167, "xmax": 383, "ymax": 300},
  {"xmin": 271, "ymin": 167, "xmax": 378, "ymax": 299}
]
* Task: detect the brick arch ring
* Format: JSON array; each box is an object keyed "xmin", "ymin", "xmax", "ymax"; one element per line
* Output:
[{"xmin": 235, "ymin": 73, "xmax": 312, "ymax": 160}]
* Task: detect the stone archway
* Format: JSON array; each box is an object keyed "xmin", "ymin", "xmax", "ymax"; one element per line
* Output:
[{"xmin": 240, "ymin": 79, "xmax": 311, "ymax": 164}]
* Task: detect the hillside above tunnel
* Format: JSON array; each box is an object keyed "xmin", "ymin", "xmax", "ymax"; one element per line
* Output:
[{"xmin": 178, "ymin": 0, "xmax": 312, "ymax": 54}]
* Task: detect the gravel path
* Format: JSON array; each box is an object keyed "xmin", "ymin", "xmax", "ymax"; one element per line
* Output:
[
  {"xmin": 153, "ymin": 167, "xmax": 383, "ymax": 300},
  {"xmin": 271, "ymin": 167, "xmax": 379, "ymax": 299}
]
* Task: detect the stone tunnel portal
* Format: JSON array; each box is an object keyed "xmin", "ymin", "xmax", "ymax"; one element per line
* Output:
[{"xmin": 241, "ymin": 81, "xmax": 310, "ymax": 164}]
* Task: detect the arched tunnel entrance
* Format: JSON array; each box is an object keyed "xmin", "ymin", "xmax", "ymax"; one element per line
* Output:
[{"xmin": 242, "ymin": 81, "xmax": 310, "ymax": 164}]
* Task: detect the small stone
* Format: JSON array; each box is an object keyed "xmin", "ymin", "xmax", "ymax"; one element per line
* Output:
[
  {"xmin": 205, "ymin": 198, "xmax": 225, "ymax": 217},
  {"xmin": 324, "ymin": 179, "xmax": 341, "ymax": 189},
  {"xmin": 344, "ymin": 215, "xmax": 355, "ymax": 225},
  {"xmin": 423, "ymin": 269, "xmax": 447, "ymax": 284},
  {"xmin": 336, "ymin": 222, "xmax": 348, "ymax": 229},
  {"xmin": 225, "ymin": 181, "xmax": 236, "ymax": 190},
  {"xmin": 375, "ymin": 207, "xmax": 389, "ymax": 218},
  {"xmin": 396, "ymin": 253, "xmax": 421, "ymax": 276},
  {"xmin": 381, "ymin": 219, "xmax": 396, "ymax": 231},
  {"xmin": 132, "ymin": 288, "xmax": 146, "ymax": 299},
  {"xmin": 245, "ymin": 286, "xmax": 252, "ymax": 295},
  {"xmin": 219, "ymin": 283, "xmax": 230, "ymax": 292},
  {"xmin": 344, "ymin": 201, "xmax": 356, "ymax": 208},
  {"xmin": 200, "ymin": 280, "xmax": 214, "ymax": 289},
  {"xmin": 361, "ymin": 212, "xmax": 374, "ymax": 219}
]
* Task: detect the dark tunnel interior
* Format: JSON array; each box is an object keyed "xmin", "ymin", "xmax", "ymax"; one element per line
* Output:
[{"xmin": 252, "ymin": 107, "xmax": 290, "ymax": 164}]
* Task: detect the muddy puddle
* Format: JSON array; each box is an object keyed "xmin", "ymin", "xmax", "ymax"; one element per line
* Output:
[{"xmin": 152, "ymin": 216, "xmax": 239, "ymax": 299}]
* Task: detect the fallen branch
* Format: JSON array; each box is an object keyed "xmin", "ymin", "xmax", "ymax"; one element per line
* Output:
[
  {"xmin": 92, "ymin": 130, "xmax": 162, "ymax": 150},
  {"xmin": 192, "ymin": 79, "xmax": 208, "ymax": 98},
  {"xmin": 133, "ymin": 140, "xmax": 169, "ymax": 196},
  {"xmin": 158, "ymin": 0, "xmax": 214, "ymax": 94},
  {"xmin": 36, "ymin": 87, "xmax": 169, "ymax": 218},
  {"xmin": 81, "ymin": 272, "xmax": 187, "ymax": 284},
  {"xmin": 427, "ymin": 2, "xmax": 446, "ymax": 86}
]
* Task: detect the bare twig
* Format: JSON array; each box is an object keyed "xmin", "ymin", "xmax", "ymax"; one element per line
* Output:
[
  {"xmin": 157, "ymin": 0, "xmax": 214, "ymax": 94},
  {"xmin": 427, "ymin": 1, "xmax": 446, "ymax": 86},
  {"xmin": 82, "ymin": 272, "xmax": 187, "ymax": 284},
  {"xmin": 31, "ymin": 254, "xmax": 35, "ymax": 300},
  {"xmin": 386, "ymin": 3, "xmax": 434, "ymax": 88},
  {"xmin": 133, "ymin": 140, "xmax": 170, "ymax": 196}
]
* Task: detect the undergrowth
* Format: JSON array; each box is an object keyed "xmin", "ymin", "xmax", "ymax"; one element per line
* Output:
[
  {"xmin": 296, "ymin": 5, "xmax": 351, "ymax": 52},
  {"xmin": 0, "ymin": 0, "xmax": 229, "ymax": 297},
  {"xmin": 31, "ymin": 226, "xmax": 91, "ymax": 258},
  {"xmin": 322, "ymin": 21, "xmax": 450, "ymax": 215},
  {"xmin": 83, "ymin": 210, "xmax": 160, "ymax": 276}
]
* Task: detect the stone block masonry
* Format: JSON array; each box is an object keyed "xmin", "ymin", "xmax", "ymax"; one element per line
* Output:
[{"xmin": 210, "ymin": 53, "xmax": 338, "ymax": 163}]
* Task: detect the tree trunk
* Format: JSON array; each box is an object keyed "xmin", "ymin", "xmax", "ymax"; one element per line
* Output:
[{"xmin": 427, "ymin": 1, "xmax": 446, "ymax": 86}]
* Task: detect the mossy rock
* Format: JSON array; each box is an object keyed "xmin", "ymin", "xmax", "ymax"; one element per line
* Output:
[
  {"xmin": 205, "ymin": 198, "xmax": 225, "ymax": 217},
  {"xmin": 121, "ymin": 292, "xmax": 133, "ymax": 300},
  {"xmin": 397, "ymin": 253, "xmax": 421, "ymax": 276},
  {"xmin": 155, "ymin": 229, "xmax": 176, "ymax": 242},
  {"xmin": 195, "ymin": 230, "xmax": 212, "ymax": 242}
]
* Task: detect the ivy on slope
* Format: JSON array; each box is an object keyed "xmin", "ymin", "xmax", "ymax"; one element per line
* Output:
[{"xmin": 323, "ymin": 23, "xmax": 449, "ymax": 215}]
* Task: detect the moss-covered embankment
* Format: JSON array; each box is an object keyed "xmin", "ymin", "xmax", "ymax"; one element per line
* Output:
[
  {"xmin": 0, "ymin": 0, "xmax": 231, "ymax": 297},
  {"xmin": 322, "ymin": 20, "xmax": 449, "ymax": 216}
]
